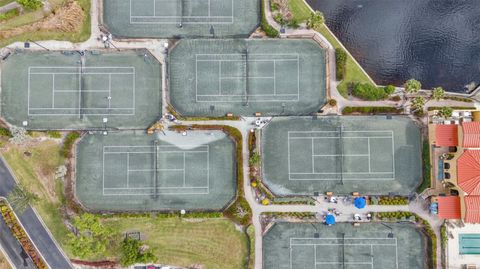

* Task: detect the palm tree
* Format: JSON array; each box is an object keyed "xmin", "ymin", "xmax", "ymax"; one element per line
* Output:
[
  {"xmin": 306, "ymin": 11, "xmax": 325, "ymax": 29},
  {"xmin": 7, "ymin": 184, "xmax": 38, "ymax": 213},
  {"xmin": 404, "ymin": 79, "xmax": 422, "ymax": 94},
  {"xmin": 431, "ymin": 87, "xmax": 445, "ymax": 101}
]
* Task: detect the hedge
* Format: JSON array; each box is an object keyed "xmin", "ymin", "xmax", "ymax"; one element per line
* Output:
[
  {"xmin": 335, "ymin": 48, "xmax": 347, "ymax": 81},
  {"xmin": 416, "ymin": 140, "xmax": 431, "ymax": 194},
  {"xmin": 427, "ymin": 106, "xmax": 476, "ymax": 111},
  {"xmin": 352, "ymin": 83, "xmax": 390, "ymax": 100},
  {"xmin": 61, "ymin": 131, "xmax": 81, "ymax": 158},
  {"xmin": 342, "ymin": 106, "xmax": 403, "ymax": 115},
  {"xmin": 261, "ymin": 0, "xmax": 279, "ymax": 37}
]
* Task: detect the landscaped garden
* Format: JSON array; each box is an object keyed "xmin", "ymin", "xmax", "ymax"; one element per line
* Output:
[{"xmin": 0, "ymin": 129, "xmax": 251, "ymax": 268}]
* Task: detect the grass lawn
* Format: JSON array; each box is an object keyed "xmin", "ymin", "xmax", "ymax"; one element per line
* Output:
[
  {"xmin": 103, "ymin": 217, "xmax": 249, "ymax": 268},
  {"xmin": 0, "ymin": 0, "xmax": 91, "ymax": 47},
  {"xmin": 287, "ymin": 0, "xmax": 311, "ymax": 22},
  {"xmin": 247, "ymin": 225, "xmax": 255, "ymax": 269},
  {"xmin": 287, "ymin": 0, "xmax": 375, "ymax": 98},
  {"xmin": 0, "ymin": 138, "xmax": 73, "ymax": 257},
  {"xmin": 0, "ymin": 136, "xmax": 250, "ymax": 267}
]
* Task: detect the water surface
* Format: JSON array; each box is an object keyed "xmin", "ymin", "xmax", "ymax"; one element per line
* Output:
[{"xmin": 306, "ymin": 0, "xmax": 480, "ymax": 92}]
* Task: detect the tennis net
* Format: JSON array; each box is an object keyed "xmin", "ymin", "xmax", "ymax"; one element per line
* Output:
[
  {"xmin": 79, "ymin": 56, "xmax": 86, "ymax": 119},
  {"xmin": 243, "ymin": 47, "xmax": 249, "ymax": 106},
  {"xmin": 177, "ymin": 0, "xmax": 184, "ymax": 27},
  {"xmin": 153, "ymin": 139, "xmax": 159, "ymax": 200},
  {"xmin": 338, "ymin": 124, "xmax": 344, "ymax": 185}
]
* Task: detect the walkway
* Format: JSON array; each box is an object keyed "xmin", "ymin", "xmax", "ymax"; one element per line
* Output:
[{"xmin": 0, "ymin": 0, "xmax": 472, "ymax": 268}]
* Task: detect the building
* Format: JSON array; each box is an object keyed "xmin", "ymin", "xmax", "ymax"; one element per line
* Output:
[{"xmin": 428, "ymin": 110, "xmax": 480, "ymax": 223}]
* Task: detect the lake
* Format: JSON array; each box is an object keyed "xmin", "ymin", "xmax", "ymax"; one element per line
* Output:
[{"xmin": 306, "ymin": 0, "xmax": 480, "ymax": 92}]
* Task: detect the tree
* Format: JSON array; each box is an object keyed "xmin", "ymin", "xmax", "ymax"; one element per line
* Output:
[
  {"xmin": 384, "ymin": 85, "xmax": 396, "ymax": 95},
  {"xmin": 404, "ymin": 79, "xmax": 422, "ymax": 94},
  {"xmin": 17, "ymin": 0, "xmax": 42, "ymax": 10},
  {"xmin": 411, "ymin": 96, "xmax": 426, "ymax": 111},
  {"xmin": 120, "ymin": 237, "xmax": 156, "ymax": 266},
  {"xmin": 432, "ymin": 87, "xmax": 445, "ymax": 101},
  {"xmin": 306, "ymin": 11, "xmax": 325, "ymax": 29},
  {"xmin": 7, "ymin": 184, "xmax": 38, "ymax": 213},
  {"xmin": 68, "ymin": 214, "xmax": 114, "ymax": 259},
  {"xmin": 438, "ymin": 107, "xmax": 453, "ymax": 118}
]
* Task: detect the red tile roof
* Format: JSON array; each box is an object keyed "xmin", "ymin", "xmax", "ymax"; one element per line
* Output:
[
  {"xmin": 465, "ymin": 196, "xmax": 480, "ymax": 223},
  {"xmin": 462, "ymin": 122, "xmax": 480, "ymax": 148},
  {"xmin": 435, "ymin": 124, "xmax": 458, "ymax": 147},
  {"xmin": 457, "ymin": 150, "xmax": 480, "ymax": 195},
  {"xmin": 438, "ymin": 196, "xmax": 461, "ymax": 219}
]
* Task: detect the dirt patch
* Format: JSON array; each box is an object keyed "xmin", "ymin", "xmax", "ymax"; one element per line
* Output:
[{"xmin": 0, "ymin": 0, "xmax": 84, "ymax": 39}]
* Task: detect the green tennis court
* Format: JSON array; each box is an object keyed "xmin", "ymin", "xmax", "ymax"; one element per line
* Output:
[
  {"xmin": 76, "ymin": 130, "xmax": 236, "ymax": 211},
  {"xmin": 102, "ymin": 0, "xmax": 259, "ymax": 38},
  {"xmin": 169, "ymin": 39, "xmax": 326, "ymax": 116},
  {"xmin": 1, "ymin": 49, "xmax": 161, "ymax": 130},
  {"xmin": 459, "ymin": 234, "xmax": 480, "ymax": 254},
  {"xmin": 263, "ymin": 222, "xmax": 426, "ymax": 269},
  {"xmin": 262, "ymin": 116, "xmax": 422, "ymax": 195}
]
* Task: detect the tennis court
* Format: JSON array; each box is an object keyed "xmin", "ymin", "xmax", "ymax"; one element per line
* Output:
[
  {"xmin": 262, "ymin": 116, "xmax": 422, "ymax": 195},
  {"xmin": 263, "ymin": 222, "xmax": 426, "ymax": 269},
  {"xmin": 76, "ymin": 130, "xmax": 236, "ymax": 211},
  {"xmin": 169, "ymin": 39, "xmax": 326, "ymax": 116},
  {"xmin": 102, "ymin": 0, "xmax": 259, "ymax": 38},
  {"xmin": 1, "ymin": 50, "xmax": 161, "ymax": 130}
]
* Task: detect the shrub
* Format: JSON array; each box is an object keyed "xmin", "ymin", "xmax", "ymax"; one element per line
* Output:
[
  {"xmin": 384, "ymin": 85, "xmax": 396, "ymax": 95},
  {"xmin": 120, "ymin": 237, "xmax": 156, "ymax": 266},
  {"xmin": 0, "ymin": 127, "xmax": 12, "ymax": 137},
  {"xmin": 342, "ymin": 106, "xmax": 402, "ymax": 115},
  {"xmin": 416, "ymin": 140, "xmax": 431, "ymax": 193},
  {"xmin": 328, "ymin": 99, "xmax": 337, "ymax": 106},
  {"xmin": 352, "ymin": 83, "xmax": 389, "ymax": 101},
  {"xmin": 438, "ymin": 107, "xmax": 453, "ymax": 118},
  {"xmin": 389, "ymin": 95, "xmax": 401, "ymax": 102},
  {"xmin": 47, "ymin": 131, "xmax": 62, "ymax": 139},
  {"xmin": 335, "ymin": 48, "xmax": 347, "ymax": 81},
  {"xmin": 61, "ymin": 132, "xmax": 81, "ymax": 158},
  {"xmin": 249, "ymin": 152, "xmax": 260, "ymax": 165},
  {"xmin": 261, "ymin": 0, "xmax": 279, "ymax": 37},
  {"xmin": 17, "ymin": 0, "xmax": 42, "ymax": 10}
]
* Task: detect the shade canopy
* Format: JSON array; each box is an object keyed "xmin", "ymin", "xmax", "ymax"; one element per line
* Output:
[
  {"xmin": 325, "ymin": 214, "xmax": 335, "ymax": 225},
  {"xmin": 354, "ymin": 197, "xmax": 367, "ymax": 209}
]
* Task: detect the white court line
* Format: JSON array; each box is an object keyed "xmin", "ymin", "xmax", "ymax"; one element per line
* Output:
[
  {"xmin": 290, "ymin": 237, "xmax": 398, "ymax": 269},
  {"xmin": 129, "ymin": 0, "xmax": 234, "ymax": 25},
  {"xmin": 102, "ymin": 145, "xmax": 210, "ymax": 196},
  {"xmin": 27, "ymin": 66, "xmax": 135, "ymax": 116},
  {"xmin": 195, "ymin": 53, "xmax": 300, "ymax": 103},
  {"xmin": 287, "ymin": 130, "xmax": 395, "ymax": 181}
]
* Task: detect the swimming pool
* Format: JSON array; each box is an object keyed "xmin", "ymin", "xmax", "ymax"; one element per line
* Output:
[
  {"xmin": 459, "ymin": 234, "xmax": 480, "ymax": 254},
  {"xmin": 438, "ymin": 159, "xmax": 444, "ymax": 181}
]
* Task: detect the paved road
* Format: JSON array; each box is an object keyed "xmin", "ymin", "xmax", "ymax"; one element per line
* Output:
[
  {"xmin": 0, "ymin": 216, "xmax": 37, "ymax": 269},
  {"xmin": 0, "ymin": 157, "xmax": 73, "ymax": 269}
]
